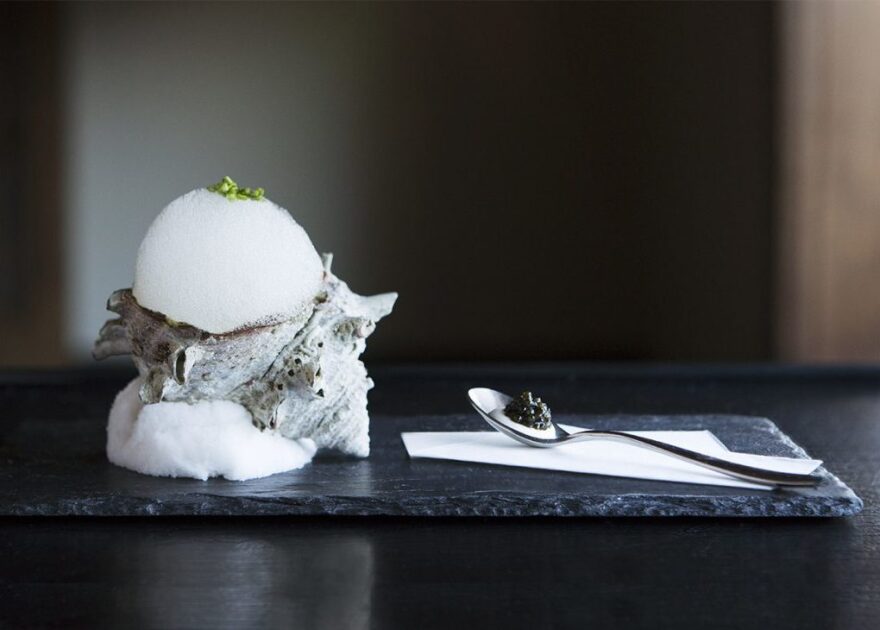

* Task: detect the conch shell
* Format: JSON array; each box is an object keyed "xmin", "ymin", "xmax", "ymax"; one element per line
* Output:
[{"xmin": 94, "ymin": 254, "xmax": 396, "ymax": 457}]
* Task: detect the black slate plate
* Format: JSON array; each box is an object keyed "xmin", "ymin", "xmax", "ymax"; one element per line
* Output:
[{"xmin": 0, "ymin": 412, "xmax": 862, "ymax": 517}]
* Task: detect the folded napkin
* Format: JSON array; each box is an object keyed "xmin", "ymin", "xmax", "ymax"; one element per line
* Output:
[{"xmin": 401, "ymin": 425, "xmax": 823, "ymax": 490}]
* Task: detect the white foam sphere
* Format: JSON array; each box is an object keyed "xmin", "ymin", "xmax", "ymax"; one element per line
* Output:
[{"xmin": 133, "ymin": 188, "xmax": 324, "ymax": 334}]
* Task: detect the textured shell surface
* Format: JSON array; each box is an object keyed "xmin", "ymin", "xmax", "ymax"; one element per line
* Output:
[{"xmin": 95, "ymin": 254, "xmax": 397, "ymax": 457}]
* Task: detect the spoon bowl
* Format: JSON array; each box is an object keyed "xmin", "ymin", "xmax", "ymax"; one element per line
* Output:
[{"xmin": 468, "ymin": 387, "xmax": 565, "ymax": 445}]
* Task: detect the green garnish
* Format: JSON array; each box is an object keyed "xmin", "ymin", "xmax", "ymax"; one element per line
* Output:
[
  {"xmin": 207, "ymin": 176, "xmax": 265, "ymax": 201},
  {"xmin": 504, "ymin": 391, "xmax": 552, "ymax": 431}
]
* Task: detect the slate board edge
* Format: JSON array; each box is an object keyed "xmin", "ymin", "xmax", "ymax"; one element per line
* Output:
[
  {"xmin": 0, "ymin": 486, "xmax": 862, "ymax": 518},
  {"xmin": 0, "ymin": 463, "xmax": 863, "ymax": 518}
]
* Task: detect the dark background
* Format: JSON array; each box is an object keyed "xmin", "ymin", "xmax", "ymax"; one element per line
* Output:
[
  {"xmin": 2, "ymin": 1, "xmax": 778, "ymax": 363},
  {"xmin": 357, "ymin": 2, "xmax": 774, "ymax": 361}
]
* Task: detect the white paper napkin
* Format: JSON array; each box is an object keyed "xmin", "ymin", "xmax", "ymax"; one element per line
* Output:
[{"xmin": 401, "ymin": 424, "xmax": 823, "ymax": 490}]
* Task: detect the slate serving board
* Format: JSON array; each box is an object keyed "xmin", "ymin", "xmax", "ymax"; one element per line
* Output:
[{"xmin": 0, "ymin": 412, "xmax": 862, "ymax": 517}]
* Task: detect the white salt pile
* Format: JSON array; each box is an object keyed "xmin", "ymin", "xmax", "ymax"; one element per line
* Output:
[
  {"xmin": 132, "ymin": 187, "xmax": 324, "ymax": 334},
  {"xmin": 107, "ymin": 377, "xmax": 317, "ymax": 481}
]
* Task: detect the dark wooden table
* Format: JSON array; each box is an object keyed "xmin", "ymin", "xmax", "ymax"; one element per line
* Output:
[{"xmin": 1, "ymin": 364, "xmax": 878, "ymax": 629}]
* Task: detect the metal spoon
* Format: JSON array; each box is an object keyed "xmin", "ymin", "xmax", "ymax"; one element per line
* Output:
[{"xmin": 468, "ymin": 387, "xmax": 821, "ymax": 487}]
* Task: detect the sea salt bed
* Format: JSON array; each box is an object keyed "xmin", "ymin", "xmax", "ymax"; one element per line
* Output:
[
  {"xmin": 107, "ymin": 377, "xmax": 316, "ymax": 481},
  {"xmin": 132, "ymin": 188, "xmax": 324, "ymax": 334}
]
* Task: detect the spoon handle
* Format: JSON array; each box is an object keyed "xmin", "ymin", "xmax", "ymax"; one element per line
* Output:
[{"xmin": 565, "ymin": 430, "xmax": 821, "ymax": 487}]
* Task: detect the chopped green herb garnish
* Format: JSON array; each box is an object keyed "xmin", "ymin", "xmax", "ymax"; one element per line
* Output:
[
  {"xmin": 207, "ymin": 176, "xmax": 265, "ymax": 201},
  {"xmin": 504, "ymin": 391, "xmax": 552, "ymax": 430}
]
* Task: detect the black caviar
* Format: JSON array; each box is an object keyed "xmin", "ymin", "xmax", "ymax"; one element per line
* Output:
[{"xmin": 503, "ymin": 391, "xmax": 552, "ymax": 431}]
